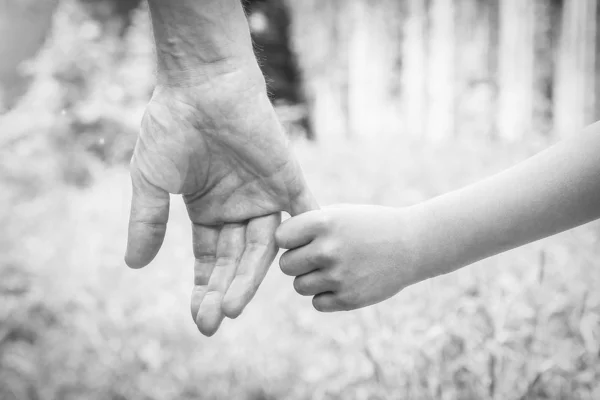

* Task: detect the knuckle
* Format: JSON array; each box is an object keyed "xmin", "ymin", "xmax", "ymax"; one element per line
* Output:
[
  {"xmin": 315, "ymin": 213, "xmax": 332, "ymax": 230},
  {"xmin": 245, "ymin": 240, "xmax": 269, "ymax": 251},
  {"xmin": 203, "ymin": 289, "xmax": 221, "ymax": 302},
  {"xmin": 215, "ymin": 255, "xmax": 237, "ymax": 267},
  {"xmin": 324, "ymin": 270, "xmax": 342, "ymax": 289},
  {"xmin": 310, "ymin": 251, "xmax": 327, "ymax": 265},
  {"xmin": 336, "ymin": 294, "xmax": 356, "ymax": 311},
  {"xmin": 194, "ymin": 253, "xmax": 216, "ymax": 264},
  {"xmin": 312, "ymin": 245, "xmax": 330, "ymax": 264},
  {"xmin": 194, "ymin": 269, "xmax": 211, "ymax": 286},
  {"xmin": 312, "ymin": 241, "xmax": 337, "ymax": 264}
]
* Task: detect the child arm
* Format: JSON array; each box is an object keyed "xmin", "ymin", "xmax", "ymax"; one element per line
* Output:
[
  {"xmin": 276, "ymin": 123, "xmax": 600, "ymax": 312},
  {"xmin": 410, "ymin": 122, "xmax": 600, "ymax": 278}
]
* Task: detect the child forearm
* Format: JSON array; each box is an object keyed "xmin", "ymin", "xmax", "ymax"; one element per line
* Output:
[
  {"xmin": 275, "ymin": 123, "xmax": 600, "ymax": 312},
  {"xmin": 410, "ymin": 123, "xmax": 600, "ymax": 278}
]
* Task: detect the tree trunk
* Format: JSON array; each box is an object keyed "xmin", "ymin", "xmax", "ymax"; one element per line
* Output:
[
  {"xmin": 0, "ymin": 0, "xmax": 59, "ymax": 110},
  {"xmin": 454, "ymin": 0, "xmax": 496, "ymax": 140},
  {"xmin": 497, "ymin": 0, "xmax": 535, "ymax": 141},
  {"xmin": 286, "ymin": 0, "xmax": 404, "ymax": 140},
  {"xmin": 284, "ymin": 0, "xmax": 350, "ymax": 141},
  {"xmin": 426, "ymin": 0, "xmax": 455, "ymax": 140},
  {"xmin": 554, "ymin": 0, "xmax": 597, "ymax": 137},
  {"xmin": 596, "ymin": 0, "xmax": 600, "ymax": 121},
  {"xmin": 532, "ymin": 0, "xmax": 557, "ymax": 136},
  {"xmin": 347, "ymin": 0, "xmax": 402, "ymax": 137},
  {"xmin": 402, "ymin": 0, "xmax": 428, "ymax": 138}
]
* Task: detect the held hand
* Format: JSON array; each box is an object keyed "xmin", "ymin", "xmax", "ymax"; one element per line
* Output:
[
  {"xmin": 125, "ymin": 66, "xmax": 317, "ymax": 336},
  {"xmin": 275, "ymin": 205, "xmax": 428, "ymax": 312}
]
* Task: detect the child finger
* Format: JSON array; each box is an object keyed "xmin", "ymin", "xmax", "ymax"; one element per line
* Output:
[
  {"xmin": 312, "ymin": 292, "xmax": 343, "ymax": 312},
  {"xmin": 293, "ymin": 272, "xmax": 335, "ymax": 296},
  {"xmin": 275, "ymin": 210, "xmax": 328, "ymax": 249},
  {"xmin": 279, "ymin": 244, "xmax": 327, "ymax": 276}
]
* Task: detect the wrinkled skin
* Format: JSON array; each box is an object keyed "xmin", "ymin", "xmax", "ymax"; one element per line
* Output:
[{"xmin": 125, "ymin": 67, "xmax": 317, "ymax": 336}]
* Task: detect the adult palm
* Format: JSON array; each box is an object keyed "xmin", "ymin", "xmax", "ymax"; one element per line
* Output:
[{"xmin": 125, "ymin": 69, "xmax": 317, "ymax": 336}]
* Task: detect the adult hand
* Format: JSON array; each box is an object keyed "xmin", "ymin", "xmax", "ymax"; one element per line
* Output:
[{"xmin": 125, "ymin": 63, "xmax": 317, "ymax": 336}]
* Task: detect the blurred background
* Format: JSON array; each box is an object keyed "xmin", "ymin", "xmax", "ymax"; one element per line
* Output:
[{"xmin": 1, "ymin": 0, "xmax": 600, "ymax": 399}]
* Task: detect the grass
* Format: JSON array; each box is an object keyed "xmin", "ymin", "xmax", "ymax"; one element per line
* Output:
[{"xmin": 2, "ymin": 132, "xmax": 599, "ymax": 399}]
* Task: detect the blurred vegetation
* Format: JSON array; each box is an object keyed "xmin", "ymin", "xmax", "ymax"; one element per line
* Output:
[{"xmin": 1, "ymin": 0, "xmax": 599, "ymax": 399}]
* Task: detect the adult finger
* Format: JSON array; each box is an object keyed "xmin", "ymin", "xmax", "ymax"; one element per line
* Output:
[
  {"xmin": 125, "ymin": 165, "xmax": 170, "ymax": 269},
  {"xmin": 222, "ymin": 213, "xmax": 280, "ymax": 319},
  {"xmin": 287, "ymin": 161, "xmax": 320, "ymax": 217},
  {"xmin": 195, "ymin": 223, "xmax": 245, "ymax": 336},
  {"xmin": 189, "ymin": 224, "xmax": 219, "ymax": 323},
  {"xmin": 293, "ymin": 272, "xmax": 335, "ymax": 297},
  {"xmin": 275, "ymin": 210, "xmax": 327, "ymax": 249},
  {"xmin": 289, "ymin": 187, "xmax": 320, "ymax": 216}
]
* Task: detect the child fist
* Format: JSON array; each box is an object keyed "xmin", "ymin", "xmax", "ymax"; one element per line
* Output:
[{"xmin": 275, "ymin": 205, "xmax": 425, "ymax": 312}]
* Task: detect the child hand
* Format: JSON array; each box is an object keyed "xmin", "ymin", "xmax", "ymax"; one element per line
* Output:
[{"xmin": 275, "ymin": 205, "xmax": 426, "ymax": 312}]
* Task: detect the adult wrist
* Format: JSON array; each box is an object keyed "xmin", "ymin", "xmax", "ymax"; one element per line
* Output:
[
  {"xmin": 147, "ymin": 0, "xmax": 257, "ymax": 87},
  {"xmin": 155, "ymin": 55, "xmax": 265, "ymax": 89}
]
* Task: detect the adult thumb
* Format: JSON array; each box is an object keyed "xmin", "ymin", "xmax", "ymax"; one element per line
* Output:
[
  {"xmin": 125, "ymin": 166, "xmax": 170, "ymax": 269},
  {"xmin": 289, "ymin": 182, "xmax": 320, "ymax": 216}
]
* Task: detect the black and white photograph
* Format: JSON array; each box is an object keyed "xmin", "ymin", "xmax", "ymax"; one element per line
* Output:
[{"xmin": 1, "ymin": 0, "xmax": 599, "ymax": 399}]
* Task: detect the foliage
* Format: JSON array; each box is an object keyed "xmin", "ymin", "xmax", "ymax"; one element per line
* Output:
[
  {"xmin": 1, "ymin": 1, "xmax": 599, "ymax": 399},
  {"xmin": 2, "ymin": 132, "xmax": 600, "ymax": 399}
]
